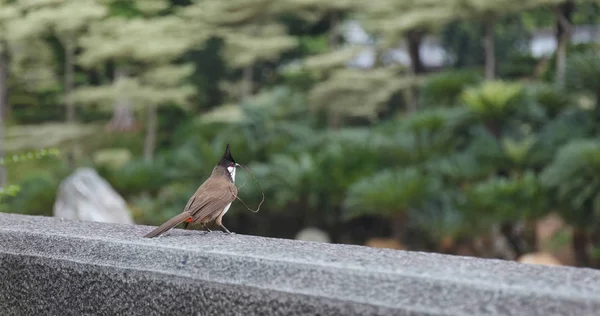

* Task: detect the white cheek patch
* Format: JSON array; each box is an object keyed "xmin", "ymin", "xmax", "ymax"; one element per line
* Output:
[{"xmin": 227, "ymin": 166, "xmax": 236, "ymax": 183}]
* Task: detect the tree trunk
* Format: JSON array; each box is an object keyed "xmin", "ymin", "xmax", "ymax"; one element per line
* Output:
[
  {"xmin": 64, "ymin": 38, "xmax": 75, "ymax": 123},
  {"xmin": 391, "ymin": 212, "xmax": 407, "ymax": 244},
  {"xmin": 0, "ymin": 50, "xmax": 7, "ymax": 187},
  {"xmin": 63, "ymin": 37, "xmax": 76, "ymax": 168},
  {"xmin": 328, "ymin": 11, "xmax": 339, "ymax": 50},
  {"xmin": 405, "ymin": 87, "xmax": 418, "ymax": 114},
  {"xmin": 242, "ymin": 65, "xmax": 253, "ymax": 101},
  {"xmin": 500, "ymin": 221, "xmax": 527, "ymax": 258},
  {"xmin": 328, "ymin": 110, "xmax": 342, "ymax": 129},
  {"xmin": 143, "ymin": 105, "xmax": 158, "ymax": 162},
  {"xmin": 405, "ymin": 29, "xmax": 425, "ymax": 113},
  {"xmin": 572, "ymin": 228, "xmax": 590, "ymax": 267},
  {"xmin": 406, "ymin": 29, "xmax": 425, "ymax": 74},
  {"xmin": 555, "ymin": 1, "xmax": 575, "ymax": 86},
  {"xmin": 485, "ymin": 120, "xmax": 502, "ymax": 139},
  {"xmin": 324, "ymin": 11, "xmax": 343, "ymax": 126},
  {"xmin": 590, "ymin": 228, "xmax": 600, "ymax": 268},
  {"xmin": 107, "ymin": 67, "xmax": 137, "ymax": 132},
  {"xmin": 594, "ymin": 90, "xmax": 600, "ymax": 135},
  {"xmin": 483, "ymin": 16, "xmax": 496, "ymax": 80}
]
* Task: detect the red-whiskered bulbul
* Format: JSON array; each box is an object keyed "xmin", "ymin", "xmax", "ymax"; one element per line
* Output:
[{"xmin": 144, "ymin": 144, "xmax": 238, "ymax": 238}]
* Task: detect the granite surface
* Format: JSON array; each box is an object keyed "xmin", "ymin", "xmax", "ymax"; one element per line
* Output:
[{"xmin": 1, "ymin": 212, "xmax": 599, "ymax": 316}]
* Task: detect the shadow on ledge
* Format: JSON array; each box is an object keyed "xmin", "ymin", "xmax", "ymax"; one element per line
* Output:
[{"xmin": 1, "ymin": 212, "xmax": 600, "ymax": 316}]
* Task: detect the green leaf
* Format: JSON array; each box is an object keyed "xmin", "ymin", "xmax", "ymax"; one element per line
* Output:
[
  {"xmin": 344, "ymin": 167, "xmax": 441, "ymax": 219},
  {"xmin": 461, "ymin": 80, "xmax": 525, "ymax": 120}
]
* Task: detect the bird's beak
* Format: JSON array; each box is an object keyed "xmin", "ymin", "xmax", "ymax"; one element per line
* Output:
[{"xmin": 235, "ymin": 163, "xmax": 240, "ymax": 167}]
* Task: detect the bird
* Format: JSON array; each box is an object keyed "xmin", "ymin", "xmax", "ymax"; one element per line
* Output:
[{"xmin": 144, "ymin": 144, "xmax": 239, "ymax": 238}]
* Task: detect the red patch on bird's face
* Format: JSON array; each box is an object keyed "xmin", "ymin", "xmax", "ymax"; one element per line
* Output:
[{"xmin": 185, "ymin": 217, "xmax": 193, "ymax": 223}]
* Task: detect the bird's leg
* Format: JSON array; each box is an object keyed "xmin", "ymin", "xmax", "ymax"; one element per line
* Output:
[
  {"xmin": 215, "ymin": 216, "xmax": 232, "ymax": 234},
  {"xmin": 183, "ymin": 222, "xmax": 189, "ymax": 229},
  {"xmin": 201, "ymin": 223, "xmax": 212, "ymax": 232}
]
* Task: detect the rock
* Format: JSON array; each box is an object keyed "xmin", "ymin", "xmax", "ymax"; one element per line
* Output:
[
  {"xmin": 518, "ymin": 252, "xmax": 563, "ymax": 266},
  {"xmin": 365, "ymin": 238, "xmax": 406, "ymax": 250},
  {"xmin": 3, "ymin": 212, "xmax": 600, "ymax": 316},
  {"xmin": 53, "ymin": 167, "xmax": 133, "ymax": 224},
  {"xmin": 295, "ymin": 227, "xmax": 330, "ymax": 243}
]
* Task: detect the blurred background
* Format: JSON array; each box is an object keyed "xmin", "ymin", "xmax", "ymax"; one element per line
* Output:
[{"xmin": 1, "ymin": 0, "xmax": 600, "ymax": 268}]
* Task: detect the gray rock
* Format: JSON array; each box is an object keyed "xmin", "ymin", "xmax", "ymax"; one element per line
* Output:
[
  {"xmin": 1, "ymin": 212, "xmax": 600, "ymax": 316},
  {"xmin": 295, "ymin": 227, "xmax": 330, "ymax": 243},
  {"xmin": 52, "ymin": 167, "xmax": 133, "ymax": 224}
]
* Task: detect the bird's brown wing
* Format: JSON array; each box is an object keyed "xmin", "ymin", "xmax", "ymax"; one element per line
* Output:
[{"xmin": 185, "ymin": 177, "xmax": 238, "ymax": 222}]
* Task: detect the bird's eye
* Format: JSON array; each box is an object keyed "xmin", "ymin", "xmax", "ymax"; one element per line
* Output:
[{"xmin": 230, "ymin": 163, "xmax": 235, "ymax": 167}]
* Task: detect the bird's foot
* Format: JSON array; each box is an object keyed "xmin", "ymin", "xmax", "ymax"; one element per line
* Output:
[
  {"xmin": 201, "ymin": 223, "xmax": 212, "ymax": 232},
  {"xmin": 218, "ymin": 224, "xmax": 232, "ymax": 234}
]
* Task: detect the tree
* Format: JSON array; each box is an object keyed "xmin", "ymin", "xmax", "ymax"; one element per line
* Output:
[
  {"xmin": 276, "ymin": 0, "xmax": 360, "ymax": 48},
  {"xmin": 363, "ymin": 0, "xmax": 462, "ymax": 111},
  {"xmin": 448, "ymin": 0, "xmax": 565, "ymax": 80},
  {"xmin": 0, "ymin": 1, "xmax": 58, "ymax": 185},
  {"xmin": 282, "ymin": 0, "xmax": 434, "ymax": 126},
  {"xmin": 307, "ymin": 67, "xmax": 423, "ymax": 125},
  {"xmin": 74, "ymin": 3, "xmax": 196, "ymax": 160},
  {"xmin": 9, "ymin": 0, "xmax": 107, "ymax": 123},
  {"xmin": 541, "ymin": 140, "xmax": 600, "ymax": 266},
  {"xmin": 184, "ymin": 0, "xmax": 297, "ymax": 101},
  {"xmin": 365, "ymin": 0, "xmax": 459, "ymax": 73},
  {"xmin": 564, "ymin": 48, "xmax": 600, "ymax": 128},
  {"xmin": 0, "ymin": 1, "xmax": 17, "ymax": 187},
  {"xmin": 7, "ymin": 0, "xmax": 107, "ymax": 166},
  {"xmin": 554, "ymin": 0, "xmax": 575, "ymax": 85},
  {"xmin": 345, "ymin": 167, "xmax": 442, "ymax": 243},
  {"xmin": 461, "ymin": 80, "xmax": 526, "ymax": 138}
]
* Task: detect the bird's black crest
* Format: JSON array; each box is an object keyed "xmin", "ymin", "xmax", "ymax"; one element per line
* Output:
[{"xmin": 218, "ymin": 144, "xmax": 235, "ymax": 167}]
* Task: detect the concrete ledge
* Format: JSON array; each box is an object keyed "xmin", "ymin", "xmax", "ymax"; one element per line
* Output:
[{"xmin": 1, "ymin": 213, "xmax": 599, "ymax": 316}]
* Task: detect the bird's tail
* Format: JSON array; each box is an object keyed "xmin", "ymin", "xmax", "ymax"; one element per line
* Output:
[{"xmin": 144, "ymin": 212, "xmax": 191, "ymax": 238}]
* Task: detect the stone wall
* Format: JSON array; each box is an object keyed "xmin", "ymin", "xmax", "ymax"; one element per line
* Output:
[{"xmin": 1, "ymin": 212, "xmax": 599, "ymax": 315}]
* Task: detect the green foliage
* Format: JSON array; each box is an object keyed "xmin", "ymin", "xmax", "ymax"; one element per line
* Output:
[
  {"xmin": 461, "ymin": 80, "xmax": 525, "ymax": 120},
  {"xmin": 0, "ymin": 185, "xmax": 20, "ymax": 198},
  {"xmin": 309, "ymin": 67, "xmax": 417, "ymax": 123},
  {"xmin": 528, "ymin": 83, "xmax": 572, "ymax": 118},
  {"xmin": 423, "ymin": 151, "xmax": 493, "ymax": 184},
  {"xmin": 344, "ymin": 167, "xmax": 441, "ymax": 219},
  {"xmin": 564, "ymin": 48, "xmax": 600, "ymax": 100},
  {"xmin": 531, "ymin": 110, "xmax": 594, "ymax": 165},
  {"xmin": 6, "ymin": 123, "xmax": 100, "ymax": 152},
  {"xmin": 463, "ymin": 171, "xmax": 548, "ymax": 231},
  {"xmin": 541, "ymin": 42, "xmax": 599, "ymax": 83},
  {"xmin": 0, "ymin": 147, "xmax": 65, "ymax": 214},
  {"xmin": 298, "ymin": 35, "xmax": 329, "ymax": 55},
  {"xmin": 93, "ymin": 148, "xmax": 132, "ymax": 169},
  {"xmin": 541, "ymin": 139, "xmax": 600, "ymax": 229},
  {"xmin": 0, "ymin": 148, "xmax": 60, "ymax": 166},
  {"xmin": 499, "ymin": 52, "xmax": 540, "ymax": 79},
  {"xmin": 2, "ymin": 172, "xmax": 60, "ymax": 216},
  {"xmin": 502, "ymin": 136, "xmax": 537, "ymax": 167},
  {"xmin": 406, "ymin": 189, "xmax": 467, "ymax": 240},
  {"xmin": 400, "ymin": 107, "xmax": 471, "ymax": 148},
  {"xmin": 440, "ymin": 13, "xmax": 531, "ymax": 70},
  {"xmin": 248, "ymin": 152, "xmax": 320, "ymax": 210},
  {"xmin": 102, "ymin": 158, "xmax": 169, "ymax": 196},
  {"xmin": 419, "ymin": 69, "xmax": 483, "ymax": 107}
]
